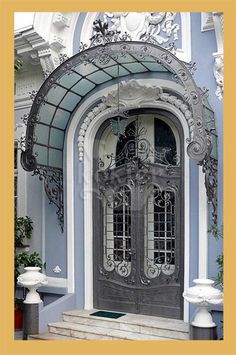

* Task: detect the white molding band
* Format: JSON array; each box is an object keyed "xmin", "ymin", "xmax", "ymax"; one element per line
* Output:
[
  {"xmin": 66, "ymin": 78, "xmax": 191, "ymax": 321},
  {"xmin": 198, "ymin": 167, "xmax": 208, "ymax": 278},
  {"xmin": 43, "ymin": 276, "xmax": 68, "ymax": 288}
]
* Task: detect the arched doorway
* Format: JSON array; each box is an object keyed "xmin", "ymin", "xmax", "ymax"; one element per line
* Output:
[{"xmin": 93, "ymin": 110, "xmax": 184, "ymax": 319}]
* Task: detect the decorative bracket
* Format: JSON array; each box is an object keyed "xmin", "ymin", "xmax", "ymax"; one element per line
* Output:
[
  {"xmin": 33, "ymin": 167, "xmax": 64, "ymax": 231},
  {"xmin": 199, "ymin": 155, "xmax": 218, "ymax": 225}
]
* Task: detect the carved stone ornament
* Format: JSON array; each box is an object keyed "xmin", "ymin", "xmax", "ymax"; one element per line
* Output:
[
  {"xmin": 104, "ymin": 12, "xmax": 180, "ymax": 44},
  {"xmin": 77, "ymin": 80, "xmax": 194, "ymax": 161},
  {"xmin": 213, "ymin": 53, "xmax": 224, "ymax": 100}
]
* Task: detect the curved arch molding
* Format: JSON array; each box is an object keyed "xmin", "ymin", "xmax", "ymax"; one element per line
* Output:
[{"xmin": 21, "ymin": 41, "xmax": 217, "ymax": 230}]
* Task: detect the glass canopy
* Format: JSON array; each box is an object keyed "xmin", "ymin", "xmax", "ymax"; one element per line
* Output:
[{"xmin": 21, "ymin": 40, "xmax": 217, "ymax": 229}]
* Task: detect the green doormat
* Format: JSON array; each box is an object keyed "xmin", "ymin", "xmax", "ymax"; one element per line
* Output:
[{"xmin": 90, "ymin": 311, "xmax": 126, "ymax": 319}]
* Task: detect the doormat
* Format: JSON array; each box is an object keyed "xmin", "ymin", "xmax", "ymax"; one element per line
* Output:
[{"xmin": 90, "ymin": 311, "xmax": 126, "ymax": 319}]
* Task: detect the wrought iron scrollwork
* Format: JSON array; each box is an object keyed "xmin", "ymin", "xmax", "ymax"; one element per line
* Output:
[
  {"xmin": 199, "ymin": 155, "xmax": 218, "ymax": 225},
  {"xmin": 33, "ymin": 167, "xmax": 64, "ymax": 231},
  {"xmin": 140, "ymin": 276, "xmax": 151, "ymax": 286},
  {"xmin": 98, "ymin": 120, "xmax": 180, "ymax": 178},
  {"xmin": 80, "ymin": 19, "xmax": 132, "ymax": 51}
]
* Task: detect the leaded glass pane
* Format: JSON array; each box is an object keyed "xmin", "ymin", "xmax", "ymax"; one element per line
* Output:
[
  {"xmin": 74, "ymin": 62, "xmax": 97, "ymax": 76},
  {"xmin": 142, "ymin": 62, "xmax": 168, "ymax": 72},
  {"xmin": 46, "ymin": 85, "xmax": 67, "ymax": 105},
  {"xmin": 49, "ymin": 128, "xmax": 64, "ymax": 149},
  {"xmin": 34, "ymin": 124, "xmax": 49, "ymax": 145},
  {"xmin": 48, "ymin": 149, "xmax": 63, "ymax": 168},
  {"xmin": 155, "ymin": 119, "xmax": 177, "ymax": 165},
  {"xmin": 33, "ymin": 145, "xmax": 48, "ymax": 166},
  {"xmin": 72, "ymin": 79, "xmax": 96, "ymax": 96},
  {"xmin": 87, "ymin": 70, "xmax": 112, "ymax": 84},
  {"xmin": 38, "ymin": 103, "xmax": 56, "ymax": 124},
  {"xmin": 57, "ymin": 72, "xmax": 81, "ymax": 89},
  {"xmin": 116, "ymin": 53, "xmax": 134, "ymax": 64},
  {"xmin": 59, "ymin": 92, "xmax": 80, "ymax": 111},
  {"xmin": 104, "ymin": 65, "xmax": 129, "ymax": 77},
  {"xmin": 123, "ymin": 62, "xmax": 148, "ymax": 73},
  {"xmin": 52, "ymin": 108, "xmax": 70, "ymax": 130}
]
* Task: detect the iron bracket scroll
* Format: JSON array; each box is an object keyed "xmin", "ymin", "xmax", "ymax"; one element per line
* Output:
[
  {"xmin": 199, "ymin": 155, "xmax": 218, "ymax": 225},
  {"xmin": 33, "ymin": 167, "xmax": 64, "ymax": 232}
]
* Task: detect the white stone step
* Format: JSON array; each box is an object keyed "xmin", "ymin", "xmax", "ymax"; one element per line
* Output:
[
  {"xmin": 29, "ymin": 333, "xmax": 84, "ymax": 341},
  {"xmin": 62, "ymin": 309, "xmax": 189, "ymax": 340},
  {"xmin": 48, "ymin": 321, "xmax": 178, "ymax": 340}
]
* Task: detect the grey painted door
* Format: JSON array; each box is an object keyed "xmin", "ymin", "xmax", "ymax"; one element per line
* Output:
[{"xmin": 93, "ymin": 116, "xmax": 184, "ymax": 319}]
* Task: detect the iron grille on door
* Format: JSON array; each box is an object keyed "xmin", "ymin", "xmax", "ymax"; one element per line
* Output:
[
  {"xmin": 103, "ymin": 186, "xmax": 132, "ymax": 277},
  {"xmin": 144, "ymin": 184, "xmax": 176, "ymax": 279}
]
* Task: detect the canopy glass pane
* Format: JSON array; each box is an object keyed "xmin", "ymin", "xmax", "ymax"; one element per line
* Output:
[
  {"xmin": 50, "ymin": 128, "xmax": 64, "ymax": 149},
  {"xmin": 72, "ymin": 79, "xmax": 96, "ymax": 95},
  {"xmin": 33, "ymin": 145, "xmax": 48, "ymax": 166},
  {"xmin": 49, "ymin": 149, "xmax": 63, "ymax": 168},
  {"xmin": 143, "ymin": 62, "xmax": 168, "ymax": 72},
  {"xmin": 87, "ymin": 71, "xmax": 112, "ymax": 84},
  {"xmin": 104, "ymin": 65, "xmax": 129, "ymax": 77},
  {"xmin": 59, "ymin": 92, "xmax": 80, "ymax": 111},
  {"xmin": 34, "ymin": 124, "xmax": 49, "ymax": 145},
  {"xmin": 52, "ymin": 108, "xmax": 70, "ymax": 130},
  {"xmin": 57, "ymin": 72, "xmax": 82, "ymax": 89},
  {"xmin": 46, "ymin": 85, "xmax": 67, "ymax": 105},
  {"xmin": 123, "ymin": 62, "xmax": 148, "ymax": 73},
  {"xmin": 38, "ymin": 103, "xmax": 56, "ymax": 124},
  {"xmin": 74, "ymin": 62, "xmax": 98, "ymax": 76}
]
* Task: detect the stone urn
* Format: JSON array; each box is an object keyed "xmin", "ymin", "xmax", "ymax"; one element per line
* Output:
[
  {"xmin": 17, "ymin": 267, "xmax": 48, "ymax": 304},
  {"xmin": 183, "ymin": 278, "xmax": 223, "ymax": 328}
]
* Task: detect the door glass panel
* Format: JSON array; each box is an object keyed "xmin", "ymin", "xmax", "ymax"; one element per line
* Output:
[
  {"xmin": 144, "ymin": 185, "xmax": 176, "ymax": 279},
  {"xmin": 155, "ymin": 119, "xmax": 177, "ymax": 165},
  {"xmin": 103, "ymin": 186, "xmax": 131, "ymax": 277}
]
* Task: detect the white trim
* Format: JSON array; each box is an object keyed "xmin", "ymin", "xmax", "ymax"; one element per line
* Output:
[
  {"xmin": 198, "ymin": 167, "xmax": 208, "ymax": 278},
  {"xmin": 66, "ymin": 78, "xmax": 190, "ymax": 321},
  {"xmin": 42, "ymin": 184, "xmax": 46, "ymax": 265},
  {"xmin": 44, "ymin": 276, "xmax": 68, "ymax": 288},
  {"xmin": 66, "ymin": 129, "xmax": 75, "ymax": 294},
  {"xmin": 178, "ymin": 12, "xmax": 191, "ymax": 62},
  {"xmin": 80, "ymin": 12, "xmax": 98, "ymax": 46}
]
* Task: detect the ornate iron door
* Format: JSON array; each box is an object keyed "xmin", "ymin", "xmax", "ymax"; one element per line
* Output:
[{"xmin": 93, "ymin": 118, "xmax": 184, "ymax": 319}]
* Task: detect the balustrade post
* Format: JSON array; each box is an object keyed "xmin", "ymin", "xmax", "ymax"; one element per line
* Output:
[
  {"xmin": 17, "ymin": 267, "xmax": 48, "ymax": 340},
  {"xmin": 183, "ymin": 278, "xmax": 223, "ymax": 340}
]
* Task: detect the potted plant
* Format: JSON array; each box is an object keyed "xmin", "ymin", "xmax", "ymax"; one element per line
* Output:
[{"xmin": 15, "ymin": 216, "xmax": 33, "ymax": 249}]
